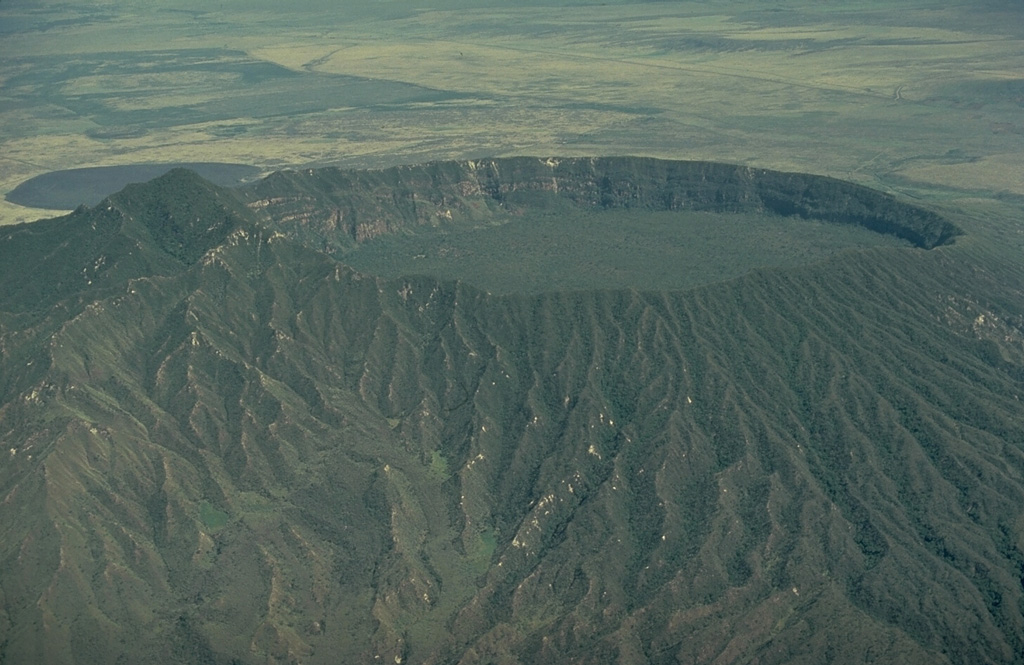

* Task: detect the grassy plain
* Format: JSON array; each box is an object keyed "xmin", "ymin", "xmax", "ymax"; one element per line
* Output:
[{"xmin": 1, "ymin": 0, "xmax": 1022, "ymax": 229}]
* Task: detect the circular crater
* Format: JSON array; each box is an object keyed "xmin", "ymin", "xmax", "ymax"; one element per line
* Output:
[{"xmin": 247, "ymin": 157, "xmax": 964, "ymax": 293}]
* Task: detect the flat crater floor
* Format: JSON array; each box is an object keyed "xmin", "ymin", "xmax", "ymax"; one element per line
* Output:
[{"xmin": 339, "ymin": 208, "xmax": 914, "ymax": 293}]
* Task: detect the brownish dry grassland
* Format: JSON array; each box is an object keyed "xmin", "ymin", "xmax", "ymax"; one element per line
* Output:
[{"xmin": 1, "ymin": 0, "xmax": 1022, "ymax": 225}]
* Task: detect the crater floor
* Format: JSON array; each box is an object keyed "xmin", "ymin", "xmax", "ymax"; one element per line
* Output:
[
  {"xmin": 244, "ymin": 157, "xmax": 954, "ymax": 294},
  {"xmin": 339, "ymin": 207, "xmax": 914, "ymax": 293}
]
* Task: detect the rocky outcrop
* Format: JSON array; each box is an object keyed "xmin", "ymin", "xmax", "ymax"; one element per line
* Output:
[{"xmin": 244, "ymin": 157, "xmax": 963, "ymax": 252}]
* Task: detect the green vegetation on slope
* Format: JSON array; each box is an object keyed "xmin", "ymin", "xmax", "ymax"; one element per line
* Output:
[{"xmin": 0, "ymin": 163, "xmax": 1021, "ymax": 665}]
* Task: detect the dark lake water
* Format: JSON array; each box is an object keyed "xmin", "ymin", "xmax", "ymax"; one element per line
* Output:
[{"xmin": 6, "ymin": 163, "xmax": 262, "ymax": 210}]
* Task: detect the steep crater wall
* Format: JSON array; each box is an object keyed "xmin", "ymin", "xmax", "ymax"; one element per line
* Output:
[{"xmin": 244, "ymin": 156, "xmax": 963, "ymax": 252}]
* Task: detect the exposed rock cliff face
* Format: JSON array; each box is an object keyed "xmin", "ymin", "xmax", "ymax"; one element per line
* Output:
[{"xmin": 244, "ymin": 157, "xmax": 962, "ymax": 253}]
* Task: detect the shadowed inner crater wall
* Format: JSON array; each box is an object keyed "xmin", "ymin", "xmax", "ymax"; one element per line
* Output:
[{"xmin": 244, "ymin": 157, "xmax": 962, "ymax": 293}]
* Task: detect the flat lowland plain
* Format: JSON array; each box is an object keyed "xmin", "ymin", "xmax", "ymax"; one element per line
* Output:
[{"xmin": 1, "ymin": 0, "xmax": 1023, "ymax": 239}]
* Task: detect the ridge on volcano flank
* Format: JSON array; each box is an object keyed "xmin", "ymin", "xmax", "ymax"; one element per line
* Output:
[
  {"xmin": 1, "ymin": 157, "xmax": 1022, "ymax": 665},
  {"xmin": 244, "ymin": 157, "xmax": 963, "ymax": 293},
  {"xmin": 115, "ymin": 167, "xmax": 260, "ymax": 264},
  {"xmin": 0, "ymin": 168, "xmax": 263, "ymax": 315}
]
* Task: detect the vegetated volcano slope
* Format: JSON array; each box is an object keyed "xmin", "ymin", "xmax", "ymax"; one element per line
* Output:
[{"xmin": 0, "ymin": 168, "xmax": 1022, "ymax": 664}]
